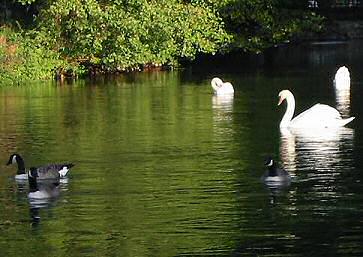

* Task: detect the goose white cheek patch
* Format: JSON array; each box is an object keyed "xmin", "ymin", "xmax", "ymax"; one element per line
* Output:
[{"xmin": 12, "ymin": 155, "xmax": 17, "ymax": 164}]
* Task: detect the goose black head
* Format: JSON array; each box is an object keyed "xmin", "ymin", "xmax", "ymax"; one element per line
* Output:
[
  {"xmin": 28, "ymin": 167, "xmax": 39, "ymax": 179},
  {"xmin": 264, "ymin": 156, "xmax": 275, "ymax": 168},
  {"xmin": 6, "ymin": 153, "xmax": 22, "ymax": 165},
  {"xmin": 7, "ymin": 153, "xmax": 26, "ymax": 174}
]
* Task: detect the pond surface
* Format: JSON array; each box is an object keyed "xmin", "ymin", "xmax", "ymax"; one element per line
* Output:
[{"xmin": 0, "ymin": 41, "xmax": 363, "ymax": 257}]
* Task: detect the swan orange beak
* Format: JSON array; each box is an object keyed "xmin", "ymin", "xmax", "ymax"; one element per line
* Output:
[{"xmin": 278, "ymin": 95, "xmax": 285, "ymax": 106}]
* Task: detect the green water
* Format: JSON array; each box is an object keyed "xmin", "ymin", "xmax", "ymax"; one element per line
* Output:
[{"xmin": 0, "ymin": 41, "xmax": 363, "ymax": 256}]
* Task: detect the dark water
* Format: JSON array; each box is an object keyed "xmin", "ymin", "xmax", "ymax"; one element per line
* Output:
[{"xmin": 0, "ymin": 41, "xmax": 363, "ymax": 257}]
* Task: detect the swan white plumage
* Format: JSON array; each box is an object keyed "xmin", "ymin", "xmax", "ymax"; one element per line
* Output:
[
  {"xmin": 334, "ymin": 66, "xmax": 350, "ymax": 90},
  {"xmin": 211, "ymin": 77, "xmax": 234, "ymax": 95},
  {"xmin": 278, "ymin": 89, "xmax": 354, "ymax": 128}
]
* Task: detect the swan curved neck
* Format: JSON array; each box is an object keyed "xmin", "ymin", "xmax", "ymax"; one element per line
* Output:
[
  {"xmin": 280, "ymin": 93, "xmax": 295, "ymax": 128},
  {"xmin": 211, "ymin": 78, "xmax": 222, "ymax": 92}
]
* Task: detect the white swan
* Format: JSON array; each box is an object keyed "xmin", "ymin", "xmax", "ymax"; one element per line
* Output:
[
  {"xmin": 211, "ymin": 77, "xmax": 234, "ymax": 95},
  {"xmin": 334, "ymin": 66, "xmax": 350, "ymax": 90},
  {"xmin": 333, "ymin": 66, "xmax": 351, "ymax": 117},
  {"xmin": 278, "ymin": 89, "xmax": 354, "ymax": 128}
]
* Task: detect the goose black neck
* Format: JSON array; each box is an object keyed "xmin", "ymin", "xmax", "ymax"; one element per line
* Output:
[
  {"xmin": 268, "ymin": 165, "xmax": 278, "ymax": 177},
  {"xmin": 16, "ymin": 157, "xmax": 26, "ymax": 175},
  {"xmin": 28, "ymin": 176, "xmax": 38, "ymax": 192}
]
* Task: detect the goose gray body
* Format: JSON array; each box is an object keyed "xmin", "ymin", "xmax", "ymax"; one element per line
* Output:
[
  {"xmin": 35, "ymin": 164, "xmax": 74, "ymax": 179},
  {"xmin": 6, "ymin": 153, "xmax": 74, "ymax": 180},
  {"xmin": 28, "ymin": 167, "xmax": 60, "ymax": 199}
]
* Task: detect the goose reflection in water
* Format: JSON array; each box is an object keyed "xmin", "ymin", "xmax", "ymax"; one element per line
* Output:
[
  {"xmin": 30, "ymin": 197, "xmax": 59, "ymax": 225},
  {"xmin": 280, "ymin": 127, "xmax": 354, "ymax": 187},
  {"xmin": 29, "ymin": 183, "xmax": 62, "ymax": 224}
]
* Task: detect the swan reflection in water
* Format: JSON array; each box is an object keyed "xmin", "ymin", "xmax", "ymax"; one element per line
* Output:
[
  {"xmin": 280, "ymin": 127, "xmax": 354, "ymax": 186},
  {"xmin": 335, "ymin": 88, "xmax": 351, "ymax": 118},
  {"xmin": 211, "ymin": 94, "xmax": 235, "ymax": 169},
  {"xmin": 212, "ymin": 95, "xmax": 234, "ymax": 111}
]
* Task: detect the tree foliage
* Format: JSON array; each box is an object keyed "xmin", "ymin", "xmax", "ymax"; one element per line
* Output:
[
  {"xmin": 0, "ymin": 26, "xmax": 70, "ymax": 84},
  {"xmin": 37, "ymin": 0, "xmax": 230, "ymax": 70},
  {"xmin": 0, "ymin": 0, "xmax": 322, "ymax": 83},
  {"xmin": 190, "ymin": 0, "xmax": 323, "ymax": 52}
]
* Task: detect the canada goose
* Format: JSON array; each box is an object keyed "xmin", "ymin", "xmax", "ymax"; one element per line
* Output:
[
  {"xmin": 27, "ymin": 167, "xmax": 60, "ymax": 200},
  {"xmin": 6, "ymin": 153, "xmax": 74, "ymax": 180},
  {"xmin": 262, "ymin": 157, "xmax": 291, "ymax": 184}
]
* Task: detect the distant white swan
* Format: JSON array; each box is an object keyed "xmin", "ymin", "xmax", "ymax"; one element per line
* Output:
[
  {"xmin": 334, "ymin": 66, "xmax": 350, "ymax": 90},
  {"xmin": 278, "ymin": 89, "xmax": 354, "ymax": 128},
  {"xmin": 211, "ymin": 77, "xmax": 234, "ymax": 95},
  {"xmin": 333, "ymin": 66, "xmax": 351, "ymax": 116}
]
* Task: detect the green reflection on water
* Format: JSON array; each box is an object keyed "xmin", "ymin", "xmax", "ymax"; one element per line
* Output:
[
  {"xmin": 0, "ymin": 72, "xmax": 251, "ymax": 256},
  {"xmin": 0, "ymin": 60, "xmax": 361, "ymax": 256}
]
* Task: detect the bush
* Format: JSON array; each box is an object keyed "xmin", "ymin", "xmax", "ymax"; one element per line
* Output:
[{"xmin": 0, "ymin": 26, "xmax": 82, "ymax": 85}]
